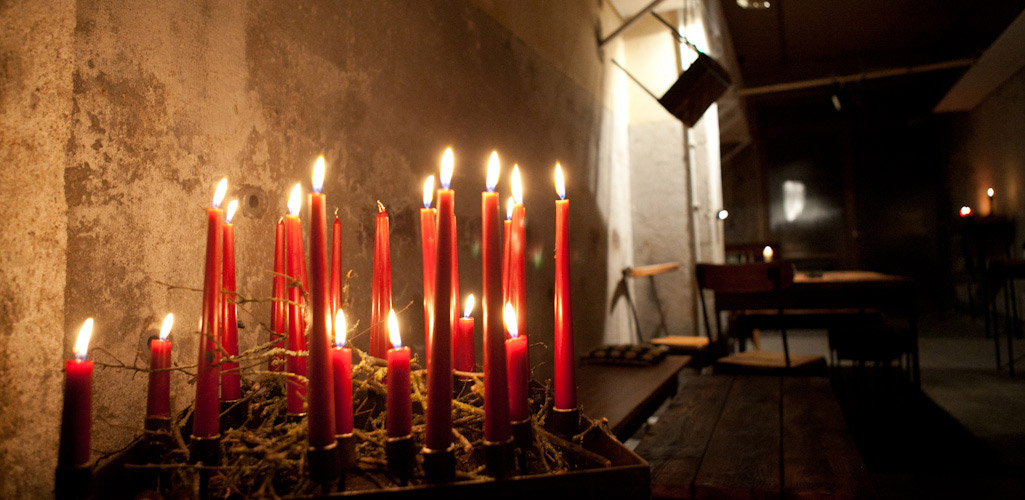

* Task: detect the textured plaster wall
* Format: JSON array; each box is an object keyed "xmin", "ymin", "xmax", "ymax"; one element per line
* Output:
[
  {"xmin": 3, "ymin": 1, "xmax": 616, "ymax": 496},
  {"xmin": 0, "ymin": 0, "xmax": 74, "ymax": 498}
]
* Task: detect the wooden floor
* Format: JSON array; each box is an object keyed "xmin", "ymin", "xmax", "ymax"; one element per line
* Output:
[{"xmin": 635, "ymin": 374, "xmax": 870, "ymax": 499}]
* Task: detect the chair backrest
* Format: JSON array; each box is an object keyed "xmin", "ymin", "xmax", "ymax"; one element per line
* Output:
[{"xmin": 696, "ymin": 262, "xmax": 795, "ymax": 294}]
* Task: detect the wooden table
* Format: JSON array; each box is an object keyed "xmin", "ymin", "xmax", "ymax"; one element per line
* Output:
[
  {"xmin": 636, "ymin": 374, "xmax": 871, "ymax": 499},
  {"xmin": 717, "ymin": 270, "xmax": 919, "ymax": 383},
  {"xmin": 577, "ymin": 355, "xmax": 691, "ymax": 440}
]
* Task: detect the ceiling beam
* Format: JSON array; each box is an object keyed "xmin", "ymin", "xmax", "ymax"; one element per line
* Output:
[
  {"xmin": 934, "ymin": 9, "xmax": 1025, "ymax": 113},
  {"xmin": 736, "ymin": 58, "xmax": 974, "ymax": 97}
]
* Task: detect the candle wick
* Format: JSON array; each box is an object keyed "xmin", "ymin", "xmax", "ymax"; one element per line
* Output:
[
  {"xmin": 377, "ymin": 200, "xmax": 386, "ymax": 213},
  {"xmin": 334, "ymin": 207, "xmax": 339, "ymax": 217},
  {"xmin": 278, "ymin": 215, "xmax": 284, "ymax": 224}
]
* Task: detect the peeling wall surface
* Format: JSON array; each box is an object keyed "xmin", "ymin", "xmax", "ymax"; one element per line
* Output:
[{"xmin": 0, "ymin": 0, "xmax": 723, "ymax": 496}]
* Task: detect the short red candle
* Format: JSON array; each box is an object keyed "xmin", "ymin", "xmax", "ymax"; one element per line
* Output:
[
  {"xmin": 504, "ymin": 304, "xmax": 529, "ymax": 422},
  {"xmin": 59, "ymin": 319, "xmax": 94, "ymax": 468},
  {"xmin": 221, "ymin": 201, "xmax": 241, "ymax": 402},
  {"xmin": 482, "ymin": 152, "xmax": 511, "ymax": 443},
  {"xmin": 421, "ymin": 176, "xmax": 438, "ymax": 364},
  {"xmin": 330, "ymin": 213, "xmax": 343, "ymax": 316},
  {"xmin": 146, "ymin": 314, "xmax": 174, "ymax": 419},
  {"xmin": 194, "ymin": 179, "xmax": 225, "ymax": 438},
  {"xmin": 285, "ymin": 184, "xmax": 308, "ymax": 415},
  {"xmin": 270, "ymin": 218, "xmax": 287, "ymax": 372},
  {"xmin": 385, "ymin": 311, "xmax": 412, "ymax": 438},
  {"xmin": 426, "ymin": 150, "xmax": 454, "ymax": 452},
  {"xmin": 370, "ymin": 205, "xmax": 393, "ymax": 358},
  {"xmin": 308, "ymin": 157, "xmax": 337, "ymax": 448},
  {"xmin": 332, "ymin": 310, "xmax": 353, "ymax": 435},
  {"xmin": 457, "ymin": 311, "xmax": 475, "ymax": 372},
  {"xmin": 554, "ymin": 164, "xmax": 577, "ymax": 410}
]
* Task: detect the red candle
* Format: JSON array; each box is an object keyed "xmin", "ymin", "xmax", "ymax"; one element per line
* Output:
[
  {"xmin": 450, "ymin": 213, "xmax": 460, "ymax": 358},
  {"xmin": 510, "ymin": 166, "xmax": 528, "ymax": 367},
  {"xmin": 554, "ymin": 164, "xmax": 577, "ymax": 410},
  {"xmin": 425, "ymin": 148, "xmax": 455, "ymax": 452},
  {"xmin": 502, "ymin": 198, "xmax": 512, "ymax": 305},
  {"xmin": 308, "ymin": 156, "xmax": 337, "ymax": 448},
  {"xmin": 330, "ymin": 212, "xmax": 342, "ymax": 316},
  {"xmin": 504, "ymin": 303, "xmax": 529, "ymax": 422},
  {"xmin": 270, "ymin": 218, "xmax": 287, "ymax": 372},
  {"xmin": 386, "ymin": 310, "xmax": 412, "ymax": 438},
  {"xmin": 59, "ymin": 319, "xmax": 94, "ymax": 468},
  {"xmin": 221, "ymin": 200, "xmax": 241, "ymax": 402},
  {"xmin": 420, "ymin": 176, "xmax": 438, "ymax": 363},
  {"xmin": 194, "ymin": 178, "xmax": 226, "ymax": 438},
  {"xmin": 285, "ymin": 184, "xmax": 308, "ymax": 415},
  {"xmin": 456, "ymin": 295, "xmax": 476, "ymax": 373},
  {"xmin": 482, "ymin": 152, "xmax": 511, "ymax": 443},
  {"xmin": 147, "ymin": 314, "xmax": 174, "ymax": 419},
  {"xmin": 332, "ymin": 310, "xmax": 354, "ymax": 435},
  {"xmin": 370, "ymin": 203, "xmax": 393, "ymax": 358}
]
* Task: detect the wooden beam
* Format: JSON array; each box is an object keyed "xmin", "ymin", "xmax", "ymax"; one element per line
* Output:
[{"xmin": 737, "ymin": 58, "xmax": 974, "ymax": 97}]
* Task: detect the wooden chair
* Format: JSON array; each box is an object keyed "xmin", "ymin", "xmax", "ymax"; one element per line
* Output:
[{"xmin": 696, "ymin": 262, "xmax": 827, "ymax": 375}]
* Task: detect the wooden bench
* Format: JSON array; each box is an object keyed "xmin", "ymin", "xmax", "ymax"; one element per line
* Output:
[
  {"xmin": 577, "ymin": 355, "xmax": 691, "ymax": 440},
  {"xmin": 635, "ymin": 374, "xmax": 871, "ymax": 499}
]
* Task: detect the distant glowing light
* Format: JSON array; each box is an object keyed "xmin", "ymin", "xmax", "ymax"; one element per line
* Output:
[
  {"xmin": 717, "ymin": 209, "xmax": 729, "ymax": 220},
  {"xmin": 987, "ymin": 188, "xmax": 995, "ymax": 198},
  {"xmin": 960, "ymin": 206, "xmax": 972, "ymax": 217},
  {"xmin": 159, "ymin": 313, "xmax": 174, "ymax": 341},
  {"xmin": 486, "ymin": 151, "xmax": 500, "ymax": 192},
  {"xmin": 763, "ymin": 245, "xmax": 774, "ymax": 263},
  {"xmin": 783, "ymin": 180, "xmax": 806, "ymax": 222}
]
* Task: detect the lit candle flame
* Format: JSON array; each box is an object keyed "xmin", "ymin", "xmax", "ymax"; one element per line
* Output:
[
  {"xmin": 74, "ymin": 318, "xmax": 94, "ymax": 361},
  {"xmin": 763, "ymin": 245, "xmax": 774, "ymax": 262},
  {"xmin": 287, "ymin": 183, "xmax": 302, "ymax": 216},
  {"xmin": 486, "ymin": 151, "xmax": 500, "ymax": 192},
  {"xmin": 504, "ymin": 302, "xmax": 518, "ymax": 339},
  {"xmin": 388, "ymin": 309, "xmax": 401, "ymax": 349},
  {"xmin": 987, "ymin": 188, "xmax": 995, "ymax": 198},
  {"xmin": 511, "ymin": 165, "xmax": 523, "ymax": 205},
  {"xmin": 213, "ymin": 177, "xmax": 228, "ymax": 209},
  {"xmin": 335, "ymin": 309, "xmax": 347, "ymax": 348},
  {"xmin": 312, "ymin": 155, "xmax": 326, "ymax": 193},
  {"xmin": 960, "ymin": 206, "xmax": 972, "ymax": 217},
  {"xmin": 225, "ymin": 199, "xmax": 239, "ymax": 224},
  {"xmin": 423, "ymin": 175, "xmax": 435, "ymax": 209},
  {"xmin": 555, "ymin": 162, "xmax": 566, "ymax": 200},
  {"xmin": 159, "ymin": 313, "xmax": 174, "ymax": 341},
  {"xmin": 463, "ymin": 294, "xmax": 475, "ymax": 318},
  {"xmin": 440, "ymin": 147, "xmax": 454, "ymax": 189},
  {"xmin": 506, "ymin": 197, "xmax": 514, "ymax": 220}
]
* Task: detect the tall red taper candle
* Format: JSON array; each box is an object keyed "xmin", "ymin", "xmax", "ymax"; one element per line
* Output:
[
  {"xmin": 510, "ymin": 166, "xmax": 528, "ymax": 367},
  {"xmin": 482, "ymin": 151, "xmax": 512, "ymax": 443},
  {"xmin": 285, "ymin": 184, "xmax": 308, "ymax": 415},
  {"xmin": 330, "ymin": 212, "xmax": 342, "ymax": 316},
  {"xmin": 426, "ymin": 148, "xmax": 455, "ymax": 452},
  {"xmin": 194, "ymin": 178, "xmax": 226, "ymax": 438},
  {"xmin": 308, "ymin": 156, "xmax": 337, "ymax": 448},
  {"xmin": 554, "ymin": 164, "xmax": 577, "ymax": 410},
  {"xmin": 147, "ymin": 314, "xmax": 174, "ymax": 419},
  {"xmin": 456, "ymin": 295, "xmax": 476, "ymax": 373},
  {"xmin": 502, "ymin": 198, "xmax": 512, "ymax": 305},
  {"xmin": 504, "ymin": 303, "xmax": 529, "ymax": 422},
  {"xmin": 221, "ymin": 200, "xmax": 241, "ymax": 402},
  {"xmin": 450, "ymin": 213, "xmax": 461, "ymax": 361},
  {"xmin": 420, "ymin": 176, "xmax": 438, "ymax": 363},
  {"xmin": 59, "ymin": 318, "xmax": 94, "ymax": 468},
  {"xmin": 332, "ymin": 310, "xmax": 354, "ymax": 435},
  {"xmin": 270, "ymin": 218, "xmax": 287, "ymax": 372},
  {"xmin": 386, "ymin": 310, "xmax": 412, "ymax": 438},
  {"xmin": 370, "ymin": 203, "xmax": 393, "ymax": 358}
]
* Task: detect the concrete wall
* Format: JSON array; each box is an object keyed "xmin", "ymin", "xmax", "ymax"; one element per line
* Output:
[{"xmin": 1, "ymin": 1, "xmax": 628, "ymax": 496}]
